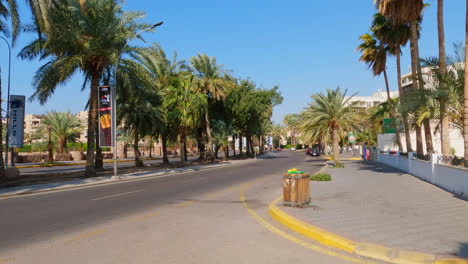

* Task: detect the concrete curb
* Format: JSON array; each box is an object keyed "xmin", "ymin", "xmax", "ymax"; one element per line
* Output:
[
  {"xmin": 269, "ymin": 198, "xmax": 468, "ymax": 264},
  {"xmin": 0, "ymin": 157, "xmax": 262, "ymax": 199},
  {"xmin": 13, "ymin": 155, "xmax": 201, "ymax": 169}
]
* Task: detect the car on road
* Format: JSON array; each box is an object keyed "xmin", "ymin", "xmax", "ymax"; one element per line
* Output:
[{"xmin": 306, "ymin": 147, "xmax": 320, "ymax": 156}]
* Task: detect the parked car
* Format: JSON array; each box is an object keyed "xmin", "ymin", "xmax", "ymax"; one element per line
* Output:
[
  {"xmin": 290, "ymin": 147, "xmax": 296, "ymax": 151},
  {"xmin": 276, "ymin": 147, "xmax": 282, "ymax": 151}
]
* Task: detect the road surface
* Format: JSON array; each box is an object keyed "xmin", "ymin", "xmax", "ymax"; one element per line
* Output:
[{"xmin": 0, "ymin": 152, "xmax": 365, "ymax": 264}]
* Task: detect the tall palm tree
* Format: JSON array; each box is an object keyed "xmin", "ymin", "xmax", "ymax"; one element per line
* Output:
[
  {"xmin": 134, "ymin": 44, "xmax": 186, "ymax": 164},
  {"xmin": 372, "ymin": 13, "xmax": 412, "ymax": 152},
  {"xmin": 39, "ymin": 111, "xmax": 83, "ymax": 154},
  {"xmin": 300, "ymin": 87, "xmax": 358, "ymax": 162},
  {"xmin": 464, "ymin": 0, "xmax": 468, "ymax": 165},
  {"xmin": 283, "ymin": 114, "xmax": 300, "ymax": 146},
  {"xmin": 0, "ymin": 0, "xmax": 19, "ymax": 42},
  {"xmin": 356, "ymin": 32, "xmax": 403, "ymax": 151},
  {"xmin": 191, "ymin": 54, "xmax": 228, "ymax": 161},
  {"xmin": 0, "ymin": 0, "xmax": 19, "ymax": 177},
  {"xmin": 164, "ymin": 75, "xmax": 207, "ymax": 163},
  {"xmin": 437, "ymin": 0, "xmax": 450, "ymax": 156},
  {"xmin": 375, "ymin": 0, "xmax": 433, "ymax": 156},
  {"xmin": 19, "ymin": 0, "xmax": 153, "ymax": 176}
]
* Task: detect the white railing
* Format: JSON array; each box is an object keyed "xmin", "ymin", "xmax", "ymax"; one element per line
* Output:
[{"xmin": 369, "ymin": 149, "xmax": 468, "ymax": 198}]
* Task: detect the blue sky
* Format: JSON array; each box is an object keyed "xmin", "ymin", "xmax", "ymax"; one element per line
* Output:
[{"xmin": 0, "ymin": 0, "xmax": 465, "ymax": 124}]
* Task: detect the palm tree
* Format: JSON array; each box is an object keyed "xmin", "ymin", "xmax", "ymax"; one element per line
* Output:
[
  {"xmin": 19, "ymin": 0, "xmax": 153, "ymax": 176},
  {"xmin": 356, "ymin": 31, "xmax": 403, "ymax": 151},
  {"xmin": 270, "ymin": 124, "xmax": 285, "ymax": 149},
  {"xmin": 372, "ymin": 13, "xmax": 412, "ymax": 152},
  {"xmin": 191, "ymin": 54, "xmax": 229, "ymax": 161},
  {"xmin": 0, "ymin": 0, "xmax": 19, "ymax": 177},
  {"xmin": 39, "ymin": 111, "xmax": 83, "ymax": 154},
  {"xmin": 164, "ymin": 75, "xmax": 207, "ymax": 163},
  {"xmin": 283, "ymin": 114, "xmax": 300, "ymax": 147},
  {"xmin": 437, "ymin": 0, "xmax": 450, "ymax": 156},
  {"xmin": 134, "ymin": 44, "xmax": 186, "ymax": 164},
  {"xmin": 300, "ymin": 87, "xmax": 358, "ymax": 162},
  {"xmin": 376, "ymin": 0, "xmax": 432, "ymax": 156},
  {"xmin": 0, "ymin": 0, "xmax": 19, "ymax": 42}
]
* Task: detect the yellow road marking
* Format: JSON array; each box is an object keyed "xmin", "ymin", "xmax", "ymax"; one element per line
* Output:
[
  {"xmin": 175, "ymin": 201, "xmax": 194, "ymax": 207},
  {"xmin": 133, "ymin": 211, "xmax": 160, "ymax": 221},
  {"xmin": 63, "ymin": 229, "xmax": 106, "ymax": 244},
  {"xmin": 240, "ymin": 181, "xmax": 376, "ymax": 264}
]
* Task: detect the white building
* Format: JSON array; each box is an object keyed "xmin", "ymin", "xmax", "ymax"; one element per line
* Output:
[{"xmin": 346, "ymin": 90, "xmax": 398, "ymax": 112}]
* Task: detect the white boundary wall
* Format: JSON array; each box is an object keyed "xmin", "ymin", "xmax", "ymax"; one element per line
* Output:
[{"xmin": 369, "ymin": 149, "xmax": 468, "ymax": 198}]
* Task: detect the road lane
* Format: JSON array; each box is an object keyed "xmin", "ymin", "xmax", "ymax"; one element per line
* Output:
[{"xmin": 0, "ymin": 151, "xmax": 336, "ymax": 263}]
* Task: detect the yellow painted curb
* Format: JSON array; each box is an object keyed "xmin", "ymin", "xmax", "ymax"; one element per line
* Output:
[
  {"xmin": 269, "ymin": 197, "xmax": 467, "ymax": 264},
  {"xmin": 322, "ymin": 156, "xmax": 361, "ymax": 161},
  {"xmin": 269, "ymin": 196, "xmax": 355, "ymax": 253}
]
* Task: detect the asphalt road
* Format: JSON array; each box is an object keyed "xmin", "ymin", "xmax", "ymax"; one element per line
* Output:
[{"xmin": 0, "ymin": 152, "xmax": 360, "ymax": 264}]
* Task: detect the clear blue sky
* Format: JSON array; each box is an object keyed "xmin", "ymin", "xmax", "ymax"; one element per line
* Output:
[{"xmin": 0, "ymin": 0, "xmax": 465, "ymax": 124}]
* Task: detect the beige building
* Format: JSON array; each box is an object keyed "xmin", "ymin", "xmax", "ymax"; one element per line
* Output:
[
  {"xmin": 24, "ymin": 114, "xmax": 43, "ymax": 136},
  {"xmin": 75, "ymin": 111, "xmax": 89, "ymax": 143}
]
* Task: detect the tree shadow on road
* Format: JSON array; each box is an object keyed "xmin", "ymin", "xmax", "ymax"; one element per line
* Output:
[
  {"xmin": 454, "ymin": 242, "xmax": 468, "ymax": 258},
  {"xmin": 354, "ymin": 161, "xmax": 408, "ymax": 176}
]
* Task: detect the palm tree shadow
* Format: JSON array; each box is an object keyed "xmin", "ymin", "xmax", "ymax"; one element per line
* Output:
[
  {"xmin": 355, "ymin": 160, "xmax": 408, "ymax": 175},
  {"xmin": 454, "ymin": 242, "xmax": 468, "ymax": 258}
]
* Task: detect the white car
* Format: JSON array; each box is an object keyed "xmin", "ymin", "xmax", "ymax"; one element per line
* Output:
[{"xmin": 290, "ymin": 147, "xmax": 296, "ymax": 151}]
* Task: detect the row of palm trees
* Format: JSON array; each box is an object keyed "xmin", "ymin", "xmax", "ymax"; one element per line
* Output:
[
  {"xmin": 357, "ymin": 1, "xmax": 466, "ymax": 159},
  {"xmin": 0, "ymin": 0, "xmax": 282, "ymax": 177},
  {"xmin": 300, "ymin": 0, "xmax": 468, "ymax": 163}
]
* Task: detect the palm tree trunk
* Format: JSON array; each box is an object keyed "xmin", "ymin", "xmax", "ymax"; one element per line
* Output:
[
  {"xmin": 184, "ymin": 141, "xmax": 187, "ymax": 161},
  {"xmin": 410, "ymin": 21, "xmax": 424, "ymax": 156},
  {"xmin": 57, "ymin": 138, "xmax": 64, "ymax": 154},
  {"xmin": 464, "ymin": 0, "xmax": 468, "ymax": 166},
  {"xmin": 180, "ymin": 127, "xmax": 186, "ymax": 163},
  {"xmin": 412, "ymin": 21, "xmax": 435, "ymax": 155},
  {"xmin": 47, "ymin": 127, "xmax": 53, "ymax": 163},
  {"xmin": 149, "ymin": 137, "xmax": 152, "ymax": 158},
  {"xmin": 0, "ymin": 68, "xmax": 4, "ymax": 178},
  {"xmin": 438, "ymin": 0, "xmax": 450, "ymax": 156},
  {"xmin": 85, "ymin": 71, "xmax": 99, "ymax": 177},
  {"xmin": 246, "ymin": 135, "xmax": 251, "ymax": 156},
  {"xmin": 134, "ymin": 127, "xmax": 143, "ymax": 167},
  {"xmin": 238, "ymin": 133, "xmax": 243, "ymax": 156},
  {"xmin": 162, "ymin": 132, "xmax": 169, "ymax": 165},
  {"xmin": 396, "ymin": 45, "xmax": 413, "ymax": 152},
  {"xmin": 205, "ymin": 111, "xmax": 213, "ymax": 160},
  {"xmin": 197, "ymin": 129, "xmax": 205, "ymax": 161},
  {"xmin": 95, "ymin": 123, "xmax": 103, "ymax": 169},
  {"xmin": 226, "ymin": 142, "xmax": 229, "ymax": 159},
  {"xmin": 232, "ymin": 135, "xmax": 236, "ymax": 156},
  {"xmin": 383, "ymin": 69, "xmax": 403, "ymax": 151},
  {"xmin": 332, "ymin": 125, "xmax": 340, "ymax": 162}
]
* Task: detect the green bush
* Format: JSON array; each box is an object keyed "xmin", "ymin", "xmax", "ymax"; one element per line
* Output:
[
  {"xmin": 17, "ymin": 145, "xmax": 32, "ymax": 152},
  {"xmin": 310, "ymin": 172, "xmax": 331, "ymax": 181}
]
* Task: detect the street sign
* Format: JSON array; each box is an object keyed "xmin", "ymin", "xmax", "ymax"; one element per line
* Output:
[
  {"xmin": 8, "ymin": 95, "xmax": 25, "ymax": 148},
  {"xmin": 383, "ymin": 118, "xmax": 395, "ymax": 134},
  {"xmin": 348, "ymin": 132, "xmax": 356, "ymax": 143},
  {"xmin": 98, "ymin": 86, "xmax": 113, "ymax": 147}
]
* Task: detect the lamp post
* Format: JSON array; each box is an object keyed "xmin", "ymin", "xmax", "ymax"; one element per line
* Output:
[
  {"xmin": 112, "ymin": 22, "xmax": 163, "ymax": 179},
  {"xmin": 0, "ymin": 36, "xmax": 11, "ymax": 168}
]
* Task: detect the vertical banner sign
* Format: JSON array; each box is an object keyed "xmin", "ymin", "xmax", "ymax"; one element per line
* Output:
[
  {"xmin": 348, "ymin": 132, "xmax": 356, "ymax": 144},
  {"xmin": 98, "ymin": 86, "xmax": 113, "ymax": 147},
  {"xmin": 8, "ymin": 95, "xmax": 25, "ymax": 148}
]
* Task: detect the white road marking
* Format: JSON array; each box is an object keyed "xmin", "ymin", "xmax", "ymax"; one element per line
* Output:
[
  {"xmin": 92, "ymin": 189, "xmax": 144, "ymax": 201},
  {"xmin": 183, "ymin": 177, "xmax": 209, "ymax": 183}
]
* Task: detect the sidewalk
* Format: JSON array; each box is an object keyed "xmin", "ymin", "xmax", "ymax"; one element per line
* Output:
[
  {"xmin": 279, "ymin": 160, "xmax": 468, "ymax": 259},
  {"xmin": 0, "ymin": 156, "xmax": 264, "ymax": 198}
]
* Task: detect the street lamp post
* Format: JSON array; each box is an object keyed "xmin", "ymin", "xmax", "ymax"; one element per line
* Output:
[
  {"xmin": 112, "ymin": 22, "xmax": 163, "ymax": 179},
  {"xmin": 0, "ymin": 36, "xmax": 12, "ymax": 168}
]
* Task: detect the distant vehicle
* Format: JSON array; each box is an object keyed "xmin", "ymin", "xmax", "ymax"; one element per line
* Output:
[
  {"xmin": 290, "ymin": 147, "xmax": 296, "ymax": 151},
  {"xmin": 276, "ymin": 147, "xmax": 282, "ymax": 151},
  {"xmin": 306, "ymin": 147, "xmax": 320, "ymax": 156}
]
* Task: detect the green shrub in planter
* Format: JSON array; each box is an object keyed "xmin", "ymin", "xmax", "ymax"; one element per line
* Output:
[{"xmin": 310, "ymin": 173, "xmax": 331, "ymax": 181}]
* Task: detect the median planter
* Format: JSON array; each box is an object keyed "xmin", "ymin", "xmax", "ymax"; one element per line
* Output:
[{"xmin": 283, "ymin": 172, "xmax": 310, "ymax": 207}]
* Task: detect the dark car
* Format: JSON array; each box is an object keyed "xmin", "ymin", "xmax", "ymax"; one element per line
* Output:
[{"xmin": 307, "ymin": 147, "xmax": 320, "ymax": 156}]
